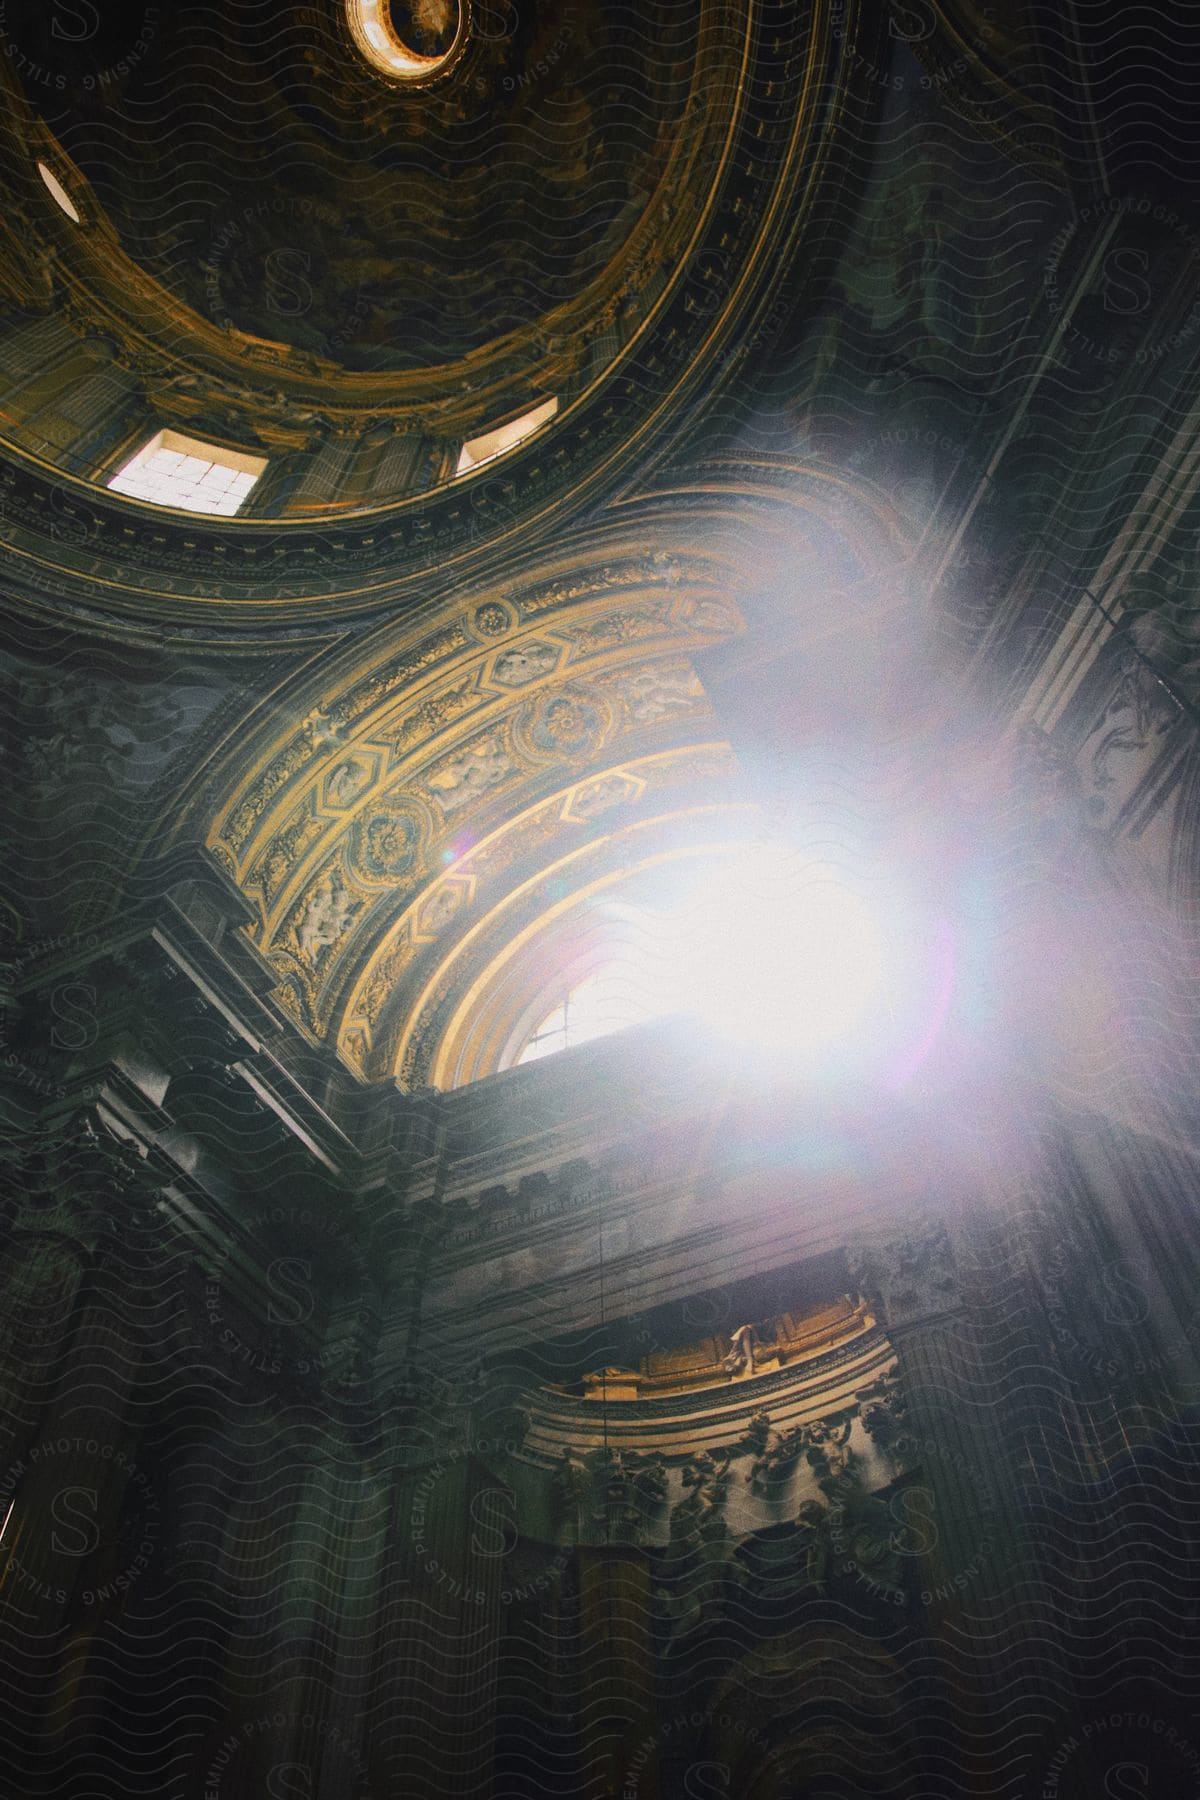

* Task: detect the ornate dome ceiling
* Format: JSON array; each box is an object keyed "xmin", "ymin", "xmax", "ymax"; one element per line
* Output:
[
  {"xmin": 0, "ymin": 0, "xmax": 851, "ymax": 627},
  {"xmin": 11, "ymin": 0, "xmax": 693, "ymax": 373},
  {"xmin": 0, "ymin": 0, "xmax": 930, "ymax": 1096},
  {"xmin": 6, "ymin": 0, "xmax": 1193, "ymax": 1122}
]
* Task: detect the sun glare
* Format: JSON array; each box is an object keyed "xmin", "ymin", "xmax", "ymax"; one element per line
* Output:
[
  {"xmin": 517, "ymin": 848, "xmax": 896, "ymax": 1069},
  {"xmin": 666, "ymin": 851, "xmax": 886, "ymax": 1053}
]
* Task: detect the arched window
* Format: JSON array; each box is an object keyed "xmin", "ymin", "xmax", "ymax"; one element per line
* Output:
[
  {"xmin": 496, "ymin": 848, "xmax": 893, "ymax": 1076},
  {"xmin": 515, "ymin": 967, "xmax": 669, "ymax": 1066}
]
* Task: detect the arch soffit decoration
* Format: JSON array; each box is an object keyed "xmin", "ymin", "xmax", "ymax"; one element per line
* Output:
[
  {"xmin": 418, "ymin": 813, "xmax": 760, "ymax": 1092},
  {"xmin": 181, "ymin": 467, "xmax": 911, "ymax": 1086},
  {"xmin": 152, "ymin": 463, "xmax": 904, "ymax": 855},
  {"xmin": 202, "ymin": 545, "xmax": 748, "ymax": 1082}
]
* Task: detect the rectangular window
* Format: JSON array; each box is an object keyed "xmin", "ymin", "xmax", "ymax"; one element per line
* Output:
[
  {"xmin": 107, "ymin": 428, "xmax": 267, "ymax": 517},
  {"xmin": 455, "ymin": 396, "xmax": 558, "ymax": 476}
]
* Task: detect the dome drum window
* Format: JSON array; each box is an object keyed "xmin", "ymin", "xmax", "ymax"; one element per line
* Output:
[
  {"xmin": 455, "ymin": 396, "xmax": 559, "ymax": 476},
  {"xmin": 106, "ymin": 428, "xmax": 267, "ymax": 517}
]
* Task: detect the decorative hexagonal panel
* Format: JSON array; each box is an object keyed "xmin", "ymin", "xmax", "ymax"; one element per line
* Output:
[{"xmin": 488, "ymin": 639, "xmax": 562, "ymax": 689}]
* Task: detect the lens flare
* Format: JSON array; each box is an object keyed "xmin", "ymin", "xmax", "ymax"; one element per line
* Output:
[
  {"xmin": 658, "ymin": 852, "xmax": 885, "ymax": 1054},
  {"xmin": 516, "ymin": 845, "xmax": 952, "ymax": 1079}
]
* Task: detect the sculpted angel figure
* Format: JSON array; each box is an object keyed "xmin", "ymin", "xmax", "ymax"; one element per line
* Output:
[
  {"xmin": 722, "ymin": 1322, "xmax": 757, "ymax": 1378},
  {"xmin": 295, "ymin": 876, "xmax": 356, "ymax": 958}
]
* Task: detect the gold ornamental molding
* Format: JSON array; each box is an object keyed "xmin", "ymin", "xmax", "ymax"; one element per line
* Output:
[
  {"xmin": 578, "ymin": 1295, "xmax": 877, "ymax": 1402},
  {"xmin": 398, "ymin": 789, "xmax": 756, "ymax": 1090},
  {"xmin": 520, "ymin": 1295, "xmax": 895, "ymax": 1467},
  {"xmin": 199, "ymin": 547, "xmax": 746, "ymax": 1078}
]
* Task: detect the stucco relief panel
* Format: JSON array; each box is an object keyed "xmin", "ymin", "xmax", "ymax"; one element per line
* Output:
[
  {"xmin": 338, "ymin": 744, "xmax": 738, "ymax": 1069},
  {"xmin": 424, "ymin": 732, "xmax": 519, "ymax": 818},
  {"xmin": 599, "ymin": 656, "xmax": 710, "ymax": 726},
  {"xmin": 205, "ymin": 572, "xmax": 740, "ymax": 1058},
  {"xmin": 487, "ymin": 639, "xmax": 563, "ymax": 688}
]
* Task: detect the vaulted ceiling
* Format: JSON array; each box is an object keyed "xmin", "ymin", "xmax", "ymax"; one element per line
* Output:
[{"xmin": 4, "ymin": 0, "xmax": 1200, "ymax": 1122}]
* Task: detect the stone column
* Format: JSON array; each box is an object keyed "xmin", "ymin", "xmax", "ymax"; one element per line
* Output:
[
  {"xmin": 0, "ymin": 1207, "xmax": 90, "ymax": 1468},
  {"xmin": 0, "ymin": 1212, "xmax": 148, "ymax": 1777},
  {"xmin": 576, "ymin": 1545, "xmax": 660, "ymax": 1799},
  {"xmin": 849, "ymin": 1218, "xmax": 1024, "ymax": 1800},
  {"xmin": 373, "ymin": 1442, "xmax": 506, "ymax": 1797}
]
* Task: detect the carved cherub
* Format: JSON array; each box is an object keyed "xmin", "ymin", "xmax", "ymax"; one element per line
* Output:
[
  {"xmin": 818, "ymin": 1437, "xmax": 854, "ymax": 1483},
  {"xmin": 593, "ymin": 1449, "xmax": 669, "ymax": 1543},
  {"xmin": 630, "ymin": 1451, "xmax": 668, "ymax": 1508},
  {"xmin": 295, "ymin": 875, "xmax": 356, "ymax": 958},
  {"xmin": 750, "ymin": 1425, "xmax": 807, "ymax": 1495},
  {"xmin": 857, "ymin": 1372, "xmax": 908, "ymax": 1453},
  {"xmin": 681, "ymin": 1450, "xmax": 731, "ymax": 1502},
  {"xmin": 657, "ymin": 1471, "xmax": 747, "ymax": 1651},
  {"xmin": 743, "ymin": 1410, "xmax": 772, "ymax": 1456},
  {"xmin": 805, "ymin": 1412, "xmax": 854, "ymax": 1485},
  {"xmin": 426, "ymin": 739, "xmax": 513, "ymax": 814}
]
